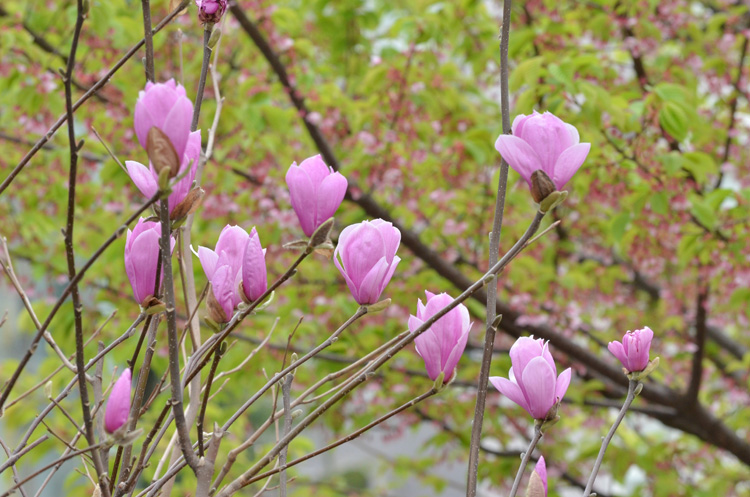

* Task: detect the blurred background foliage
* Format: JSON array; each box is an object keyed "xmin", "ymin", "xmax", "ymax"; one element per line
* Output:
[{"xmin": 2, "ymin": 0, "xmax": 750, "ymax": 495}]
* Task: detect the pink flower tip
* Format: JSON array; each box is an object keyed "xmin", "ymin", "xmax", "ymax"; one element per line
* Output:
[
  {"xmin": 608, "ymin": 326, "xmax": 654, "ymax": 373},
  {"xmin": 104, "ymin": 368, "xmax": 132, "ymax": 434}
]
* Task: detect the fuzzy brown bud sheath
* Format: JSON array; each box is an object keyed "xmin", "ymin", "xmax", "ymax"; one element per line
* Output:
[
  {"xmin": 147, "ymin": 127, "xmax": 181, "ymax": 179},
  {"xmin": 530, "ymin": 170, "xmax": 556, "ymax": 203}
]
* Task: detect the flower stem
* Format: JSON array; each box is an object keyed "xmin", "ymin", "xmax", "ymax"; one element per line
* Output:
[
  {"xmin": 191, "ymin": 26, "xmax": 213, "ymax": 132},
  {"xmin": 582, "ymin": 379, "xmax": 639, "ymax": 496},
  {"xmin": 508, "ymin": 423, "xmax": 543, "ymax": 497}
]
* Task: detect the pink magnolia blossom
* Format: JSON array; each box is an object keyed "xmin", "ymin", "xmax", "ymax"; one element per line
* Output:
[
  {"xmin": 104, "ymin": 368, "xmax": 131, "ymax": 434},
  {"xmin": 195, "ymin": 0, "xmax": 227, "ymax": 23},
  {"xmin": 241, "ymin": 228, "xmax": 268, "ymax": 302},
  {"xmin": 608, "ymin": 327, "xmax": 654, "ymax": 372},
  {"xmin": 125, "ymin": 130, "xmax": 201, "ymax": 213},
  {"xmin": 489, "ymin": 337, "xmax": 571, "ymax": 420},
  {"xmin": 334, "ymin": 219, "xmax": 400, "ymax": 305},
  {"xmin": 286, "ymin": 155, "xmax": 348, "ymax": 237},
  {"xmin": 124, "ymin": 218, "xmax": 175, "ymax": 306},
  {"xmin": 134, "ymin": 79, "xmax": 193, "ymax": 159},
  {"xmin": 494, "ymin": 111, "xmax": 590, "ymax": 191},
  {"xmin": 408, "ymin": 291, "xmax": 472, "ymax": 382},
  {"xmin": 198, "ymin": 225, "xmax": 251, "ymax": 322}
]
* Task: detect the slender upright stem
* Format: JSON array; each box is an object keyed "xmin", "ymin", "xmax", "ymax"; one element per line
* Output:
[
  {"xmin": 62, "ymin": 2, "xmax": 111, "ymax": 495},
  {"xmin": 465, "ymin": 0, "xmax": 512, "ymax": 493},
  {"xmin": 191, "ymin": 27, "xmax": 213, "ymax": 131},
  {"xmin": 197, "ymin": 348, "xmax": 222, "ymax": 458},
  {"xmin": 582, "ymin": 379, "xmax": 639, "ymax": 496},
  {"xmin": 278, "ymin": 373, "xmax": 294, "ymax": 497},
  {"xmin": 141, "ymin": 0, "xmax": 155, "ymax": 81},
  {"xmin": 158, "ymin": 197, "xmax": 199, "ymax": 472},
  {"xmin": 508, "ymin": 424, "xmax": 543, "ymax": 497}
]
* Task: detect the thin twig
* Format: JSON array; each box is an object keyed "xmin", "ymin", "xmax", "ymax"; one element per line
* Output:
[
  {"xmin": 508, "ymin": 423, "xmax": 543, "ymax": 497},
  {"xmin": 466, "ymin": 1, "xmax": 513, "ymax": 494},
  {"xmin": 61, "ymin": 0, "xmax": 111, "ymax": 493},
  {"xmin": 192, "ymin": 27, "xmax": 213, "ymax": 131},
  {"xmin": 582, "ymin": 380, "xmax": 639, "ymax": 496},
  {"xmin": 214, "ymin": 212, "xmax": 545, "ymax": 497},
  {"xmin": 141, "ymin": 0, "xmax": 155, "ymax": 81},
  {"xmin": 0, "ymin": 194, "xmax": 158, "ymax": 411}
]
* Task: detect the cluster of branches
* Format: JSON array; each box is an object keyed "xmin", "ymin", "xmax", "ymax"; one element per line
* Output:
[{"xmin": 1, "ymin": 0, "xmax": 749, "ymax": 496}]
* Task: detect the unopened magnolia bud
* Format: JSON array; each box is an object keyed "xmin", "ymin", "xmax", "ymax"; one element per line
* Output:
[
  {"xmin": 170, "ymin": 187, "xmax": 204, "ymax": 221},
  {"xmin": 291, "ymin": 409, "xmax": 303, "ymax": 419},
  {"xmin": 530, "ymin": 170, "xmax": 556, "ymax": 203},
  {"xmin": 44, "ymin": 380, "xmax": 53, "ymax": 399},
  {"xmin": 147, "ymin": 127, "xmax": 180, "ymax": 179}
]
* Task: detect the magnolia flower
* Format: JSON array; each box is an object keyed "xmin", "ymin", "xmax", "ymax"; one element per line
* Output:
[
  {"xmin": 286, "ymin": 155, "xmax": 348, "ymax": 237},
  {"xmin": 105, "ymin": 368, "xmax": 132, "ymax": 434},
  {"xmin": 408, "ymin": 291, "xmax": 472, "ymax": 383},
  {"xmin": 198, "ymin": 225, "xmax": 251, "ymax": 323},
  {"xmin": 241, "ymin": 228, "xmax": 268, "ymax": 302},
  {"xmin": 526, "ymin": 456, "xmax": 548, "ymax": 497},
  {"xmin": 490, "ymin": 337, "xmax": 571, "ymax": 420},
  {"xmin": 125, "ymin": 130, "xmax": 201, "ymax": 213},
  {"xmin": 195, "ymin": 0, "xmax": 227, "ymax": 24},
  {"xmin": 124, "ymin": 218, "xmax": 175, "ymax": 306},
  {"xmin": 334, "ymin": 219, "xmax": 400, "ymax": 305},
  {"xmin": 134, "ymin": 79, "xmax": 194, "ymax": 160},
  {"xmin": 608, "ymin": 327, "xmax": 654, "ymax": 373},
  {"xmin": 495, "ymin": 111, "xmax": 590, "ymax": 192}
]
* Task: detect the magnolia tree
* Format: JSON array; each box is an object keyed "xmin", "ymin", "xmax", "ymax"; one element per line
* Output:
[{"xmin": 0, "ymin": 0, "xmax": 749, "ymax": 496}]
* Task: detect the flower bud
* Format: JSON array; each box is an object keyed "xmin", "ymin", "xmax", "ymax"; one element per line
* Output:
[
  {"xmin": 526, "ymin": 456, "xmax": 547, "ymax": 497},
  {"xmin": 408, "ymin": 291, "xmax": 472, "ymax": 386},
  {"xmin": 495, "ymin": 111, "xmax": 590, "ymax": 199},
  {"xmin": 195, "ymin": 0, "xmax": 228, "ymax": 24},
  {"xmin": 334, "ymin": 219, "xmax": 401, "ymax": 305},
  {"xmin": 490, "ymin": 337, "xmax": 571, "ymax": 421},
  {"xmin": 104, "ymin": 369, "xmax": 132, "ymax": 434},
  {"xmin": 608, "ymin": 327, "xmax": 654, "ymax": 373},
  {"xmin": 286, "ymin": 155, "xmax": 348, "ymax": 237}
]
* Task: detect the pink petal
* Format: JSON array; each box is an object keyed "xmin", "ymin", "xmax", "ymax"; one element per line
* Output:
[
  {"xmin": 105, "ymin": 368, "xmax": 132, "ymax": 433},
  {"xmin": 198, "ymin": 247, "xmax": 219, "ymax": 280},
  {"xmin": 555, "ymin": 367, "xmax": 571, "ymax": 403},
  {"xmin": 414, "ymin": 330, "xmax": 443, "ymax": 380},
  {"xmin": 298, "ymin": 154, "xmax": 331, "ymax": 189},
  {"xmin": 607, "ymin": 341, "xmax": 628, "ymax": 368},
  {"xmin": 376, "ymin": 255, "xmax": 400, "ymax": 300},
  {"xmin": 285, "ymin": 164, "xmax": 316, "ymax": 236},
  {"xmin": 441, "ymin": 327, "xmax": 470, "ymax": 381},
  {"xmin": 340, "ymin": 223, "xmax": 385, "ymax": 288},
  {"xmin": 552, "ymin": 143, "xmax": 590, "ymax": 190},
  {"xmin": 315, "ymin": 171, "xmax": 348, "ymax": 227},
  {"xmin": 490, "ymin": 376, "xmax": 530, "ymax": 415},
  {"xmin": 520, "ymin": 356, "xmax": 556, "ymax": 419},
  {"xmin": 510, "ymin": 337, "xmax": 545, "ymax": 388},
  {"xmin": 125, "ymin": 161, "xmax": 158, "ymax": 199},
  {"xmin": 355, "ymin": 256, "xmax": 390, "ymax": 304},
  {"xmin": 242, "ymin": 231, "xmax": 267, "ymax": 301},
  {"xmin": 494, "ymin": 135, "xmax": 543, "ymax": 186}
]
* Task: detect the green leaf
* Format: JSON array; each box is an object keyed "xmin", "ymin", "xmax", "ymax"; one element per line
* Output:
[{"xmin": 659, "ymin": 102, "xmax": 688, "ymax": 141}]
